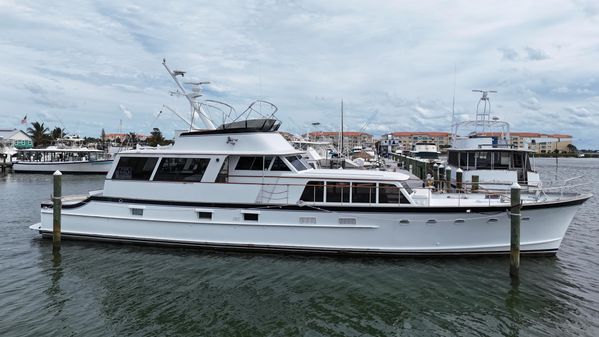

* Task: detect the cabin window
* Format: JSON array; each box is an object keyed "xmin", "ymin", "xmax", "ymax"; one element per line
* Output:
[
  {"xmin": 378, "ymin": 183, "xmax": 400, "ymax": 204},
  {"xmin": 270, "ymin": 157, "xmax": 291, "ymax": 171},
  {"xmin": 448, "ymin": 151, "xmax": 459, "ymax": 167},
  {"xmin": 352, "ymin": 183, "xmax": 375, "ymax": 203},
  {"xmin": 130, "ymin": 208, "xmax": 144, "ymax": 216},
  {"xmin": 326, "ymin": 182, "xmax": 350, "ymax": 203},
  {"xmin": 300, "ymin": 181, "xmax": 324, "ymax": 202},
  {"xmin": 235, "ymin": 156, "xmax": 270, "ymax": 170},
  {"xmin": 215, "ymin": 157, "xmax": 229, "ymax": 183},
  {"xmin": 286, "ymin": 155, "xmax": 308, "ymax": 171},
  {"xmin": 475, "ymin": 151, "xmax": 492, "ymax": 169},
  {"xmin": 153, "ymin": 158, "xmax": 210, "ymax": 182},
  {"xmin": 112, "ymin": 157, "xmax": 158, "ymax": 180}
]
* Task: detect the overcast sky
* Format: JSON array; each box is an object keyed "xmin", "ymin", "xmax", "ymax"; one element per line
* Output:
[{"xmin": 1, "ymin": 0, "xmax": 599, "ymax": 147}]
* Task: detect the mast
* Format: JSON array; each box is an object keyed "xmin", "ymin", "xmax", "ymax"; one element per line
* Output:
[
  {"xmin": 340, "ymin": 100, "xmax": 344, "ymax": 157},
  {"xmin": 162, "ymin": 59, "xmax": 216, "ymax": 130}
]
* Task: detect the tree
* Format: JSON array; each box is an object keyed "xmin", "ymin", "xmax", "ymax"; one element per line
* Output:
[
  {"xmin": 27, "ymin": 121, "xmax": 50, "ymax": 148},
  {"xmin": 566, "ymin": 144, "xmax": 578, "ymax": 153},
  {"xmin": 50, "ymin": 127, "xmax": 65, "ymax": 140},
  {"xmin": 147, "ymin": 128, "xmax": 169, "ymax": 146},
  {"xmin": 127, "ymin": 132, "xmax": 138, "ymax": 146}
]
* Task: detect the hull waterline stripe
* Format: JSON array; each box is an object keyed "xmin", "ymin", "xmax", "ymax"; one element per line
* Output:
[{"xmin": 37, "ymin": 230, "xmax": 559, "ymax": 256}]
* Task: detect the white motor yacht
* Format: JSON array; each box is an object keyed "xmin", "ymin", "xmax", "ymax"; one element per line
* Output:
[{"xmin": 30, "ymin": 63, "xmax": 591, "ymax": 255}]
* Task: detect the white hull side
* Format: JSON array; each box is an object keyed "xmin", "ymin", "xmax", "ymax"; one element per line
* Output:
[
  {"xmin": 13, "ymin": 160, "xmax": 113, "ymax": 173},
  {"xmin": 33, "ymin": 200, "xmax": 582, "ymax": 254}
]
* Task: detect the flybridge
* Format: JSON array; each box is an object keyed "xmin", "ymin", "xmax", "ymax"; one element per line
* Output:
[{"xmin": 161, "ymin": 59, "xmax": 281, "ymax": 134}]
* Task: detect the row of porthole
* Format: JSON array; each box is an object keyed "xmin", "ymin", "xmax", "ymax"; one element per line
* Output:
[{"xmin": 399, "ymin": 217, "xmax": 531, "ymax": 224}]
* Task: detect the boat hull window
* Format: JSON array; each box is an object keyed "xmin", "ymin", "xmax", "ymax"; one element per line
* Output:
[
  {"xmin": 326, "ymin": 182, "xmax": 349, "ymax": 203},
  {"xmin": 352, "ymin": 183, "xmax": 375, "ymax": 203},
  {"xmin": 300, "ymin": 181, "xmax": 324, "ymax": 202},
  {"xmin": 153, "ymin": 158, "xmax": 210, "ymax": 182},
  {"xmin": 112, "ymin": 157, "xmax": 158, "ymax": 180}
]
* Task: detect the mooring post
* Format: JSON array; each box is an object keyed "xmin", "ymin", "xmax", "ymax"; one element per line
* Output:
[
  {"xmin": 408, "ymin": 164, "xmax": 413, "ymax": 174},
  {"xmin": 445, "ymin": 167, "xmax": 452, "ymax": 193},
  {"xmin": 456, "ymin": 168, "xmax": 463, "ymax": 191},
  {"xmin": 438, "ymin": 165, "xmax": 444, "ymax": 191},
  {"xmin": 510, "ymin": 182, "xmax": 521, "ymax": 279},
  {"xmin": 53, "ymin": 170, "xmax": 62, "ymax": 248},
  {"xmin": 472, "ymin": 175, "xmax": 479, "ymax": 192},
  {"xmin": 433, "ymin": 163, "xmax": 439, "ymax": 190}
]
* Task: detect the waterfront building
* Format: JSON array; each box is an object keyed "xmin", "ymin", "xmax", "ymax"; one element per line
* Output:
[
  {"xmin": 305, "ymin": 131, "xmax": 373, "ymax": 154},
  {"xmin": 380, "ymin": 132, "xmax": 450, "ymax": 155},
  {"xmin": 478, "ymin": 132, "xmax": 573, "ymax": 154},
  {"xmin": 0, "ymin": 129, "xmax": 33, "ymax": 149}
]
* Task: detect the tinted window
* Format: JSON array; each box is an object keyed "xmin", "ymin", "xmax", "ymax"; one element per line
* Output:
[
  {"xmin": 236, "ymin": 156, "xmax": 269, "ymax": 170},
  {"xmin": 286, "ymin": 155, "xmax": 308, "ymax": 171},
  {"xmin": 378, "ymin": 183, "xmax": 400, "ymax": 204},
  {"xmin": 153, "ymin": 158, "xmax": 210, "ymax": 182},
  {"xmin": 271, "ymin": 157, "xmax": 291, "ymax": 171},
  {"xmin": 326, "ymin": 182, "xmax": 349, "ymax": 203},
  {"xmin": 352, "ymin": 183, "xmax": 375, "ymax": 203},
  {"xmin": 112, "ymin": 157, "xmax": 158, "ymax": 180},
  {"xmin": 300, "ymin": 181, "xmax": 324, "ymax": 202},
  {"xmin": 448, "ymin": 151, "xmax": 459, "ymax": 167},
  {"xmin": 216, "ymin": 157, "xmax": 229, "ymax": 183}
]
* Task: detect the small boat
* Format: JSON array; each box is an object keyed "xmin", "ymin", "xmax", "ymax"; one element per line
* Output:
[
  {"xmin": 30, "ymin": 63, "xmax": 591, "ymax": 256},
  {"xmin": 14, "ymin": 136, "xmax": 113, "ymax": 174}
]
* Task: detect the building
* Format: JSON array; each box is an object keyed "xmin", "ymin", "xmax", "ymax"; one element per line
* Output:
[
  {"xmin": 0, "ymin": 128, "xmax": 33, "ymax": 149},
  {"xmin": 478, "ymin": 132, "xmax": 573, "ymax": 154},
  {"xmin": 305, "ymin": 131, "xmax": 373, "ymax": 153},
  {"xmin": 380, "ymin": 132, "xmax": 451, "ymax": 154}
]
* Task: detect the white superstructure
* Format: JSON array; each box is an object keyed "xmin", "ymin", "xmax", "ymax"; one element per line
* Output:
[{"xmin": 30, "ymin": 64, "xmax": 591, "ymax": 256}]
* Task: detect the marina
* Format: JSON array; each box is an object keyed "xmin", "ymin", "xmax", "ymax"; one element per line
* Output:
[{"xmin": 1, "ymin": 157, "xmax": 598, "ymax": 336}]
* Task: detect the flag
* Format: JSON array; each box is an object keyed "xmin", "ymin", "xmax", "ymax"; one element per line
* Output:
[{"xmin": 20, "ymin": 114, "xmax": 27, "ymax": 124}]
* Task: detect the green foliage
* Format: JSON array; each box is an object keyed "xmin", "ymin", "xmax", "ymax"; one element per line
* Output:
[{"xmin": 26, "ymin": 121, "xmax": 50, "ymax": 147}]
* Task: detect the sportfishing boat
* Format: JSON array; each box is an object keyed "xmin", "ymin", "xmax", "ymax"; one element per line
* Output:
[
  {"xmin": 30, "ymin": 63, "xmax": 591, "ymax": 255},
  {"xmin": 14, "ymin": 136, "xmax": 113, "ymax": 174},
  {"xmin": 409, "ymin": 142, "xmax": 441, "ymax": 161},
  {"xmin": 446, "ymin": 90, "xmax": 540, "ymax": 191}
]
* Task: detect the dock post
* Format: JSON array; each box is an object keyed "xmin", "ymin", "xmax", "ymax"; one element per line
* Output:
[
  {"xmin": 472, "ymin": 175, "xmax": 479, "ymax": 192},
  {"xmin": 438, "ymin": 165, "xmax": 445, "ymax": 192},
  {"xmin": 445, "ymin": 167, "xmax": 452, "ymax": 192},
  {"xmin": 408, "ymin": 164, "xmax": 413, "ymax": 174},
  {"xmin": 510, "ymin": 182, "xmax": 521, "ymax": 279},
  {"xmin": 456, "ymin": 168, "xmax": 463, "ymax": 191},
  {"xmin": 53, "ymin": 170, "xmax": 62, "ymax": 248},
  {"xmin": 433, "ymin": 163, "xmax": 439, "ymax": 189}
]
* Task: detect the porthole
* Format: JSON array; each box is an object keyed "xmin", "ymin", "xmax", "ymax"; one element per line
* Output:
[
  {"xmin": 454, "ymin": 219, "xmax": 465, "ymax": 224},
  {"xmin": 487, "ymin": 218, "xmax": 498, "ymax": 223},
  {"xmin": 426, "ymin": 219, "xmax": 437, "ymax": 224},
  {"xmin": 399, "ymin": 219, "xmax": 410, "ymax": 225}
]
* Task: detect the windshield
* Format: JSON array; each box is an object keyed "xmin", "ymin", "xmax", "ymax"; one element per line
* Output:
[{"xmin": 286, "ymin": 155, "xmax": 308, "ymax": 171}]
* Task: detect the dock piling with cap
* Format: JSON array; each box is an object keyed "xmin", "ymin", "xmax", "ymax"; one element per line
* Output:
[
  {"xmin": 53, "ymin": 170, "xmax": 62, "ymax": 248},
  {"xmin": 510, "ymin": 182, "xmax": 521, "ymax": 279}
]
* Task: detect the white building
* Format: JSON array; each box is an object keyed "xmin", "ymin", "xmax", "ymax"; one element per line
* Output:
[{"xmin": 0, "ymin": 128, "xmax": 33, "ymax": 161}]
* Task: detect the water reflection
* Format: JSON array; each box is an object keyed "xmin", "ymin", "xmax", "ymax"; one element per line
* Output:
[{"xmin": 28, "ymin": 239, "xmax": 582, "ymax": 336}]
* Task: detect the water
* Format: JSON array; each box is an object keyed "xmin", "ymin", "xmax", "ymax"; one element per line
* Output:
[{"xmin": 1, "ymin": 158, "xmax": 598, "ymax": 337}]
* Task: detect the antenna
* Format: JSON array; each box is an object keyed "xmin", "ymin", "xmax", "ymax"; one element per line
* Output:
[
  {"xmin": 162, "ymin": 59, "xmax": 216, "ymax": 130},
  {"xmin": 472, "ymin": 89, "xmax": 497, "ymax": 133},
  {"xmin": 450, "ymin": 65, "xmax": 457, "ymax": 136}
]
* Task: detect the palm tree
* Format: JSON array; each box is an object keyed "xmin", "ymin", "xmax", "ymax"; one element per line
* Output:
[
  {"xmin": 50, "ymin": 127, "xmax": 65, "ymax": 140},
  {"xmin": 27, "ymin": 121, "xmax": 50, "ymax": 147}
]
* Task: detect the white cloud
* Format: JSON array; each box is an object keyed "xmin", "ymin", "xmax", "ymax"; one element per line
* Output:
[
  {"xmin": 0, "ymin": 0, "xmax": 598, "ymax": 147},
  {"xmin": 119, "ymin": 104, "xmax": 133, "ymax": 119}
]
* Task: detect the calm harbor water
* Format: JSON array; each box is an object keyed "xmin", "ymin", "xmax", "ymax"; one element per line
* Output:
[{"xmin": 1, "ymin": 158, "xmax": 598, "ymax": 337}]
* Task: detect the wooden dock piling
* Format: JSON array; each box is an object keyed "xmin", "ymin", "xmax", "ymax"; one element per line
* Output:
[
  {"xmin": 53, "ymin": 170, "xmax": 62, "ymax": 248},
  {"xmin": 471, "ymin": 175, "xmax": 479, "ymax": 192},
  {"xmin": 445, "ymin": 167, "xmax": 452, "ymax": 192},
  {"xmin": 510, "ymin": 182, "xmax": 521, "ymax": 279},
  {"xmin": 456, "ymin": 168, "xmax": 463, "ymax": 191}
]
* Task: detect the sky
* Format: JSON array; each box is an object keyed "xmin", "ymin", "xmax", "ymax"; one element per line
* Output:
[{"xmin": 1, "ymin": 0, "xmax": 599, "ymax": 148}]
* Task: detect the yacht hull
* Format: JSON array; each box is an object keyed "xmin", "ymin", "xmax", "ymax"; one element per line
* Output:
[
  {"xmin": 13, "ymin": 160, "xmax": 113, "ymax": 174},
  {"xmin": 31, "ymin": 196, "xmax": 587, "ymax": 255}
]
